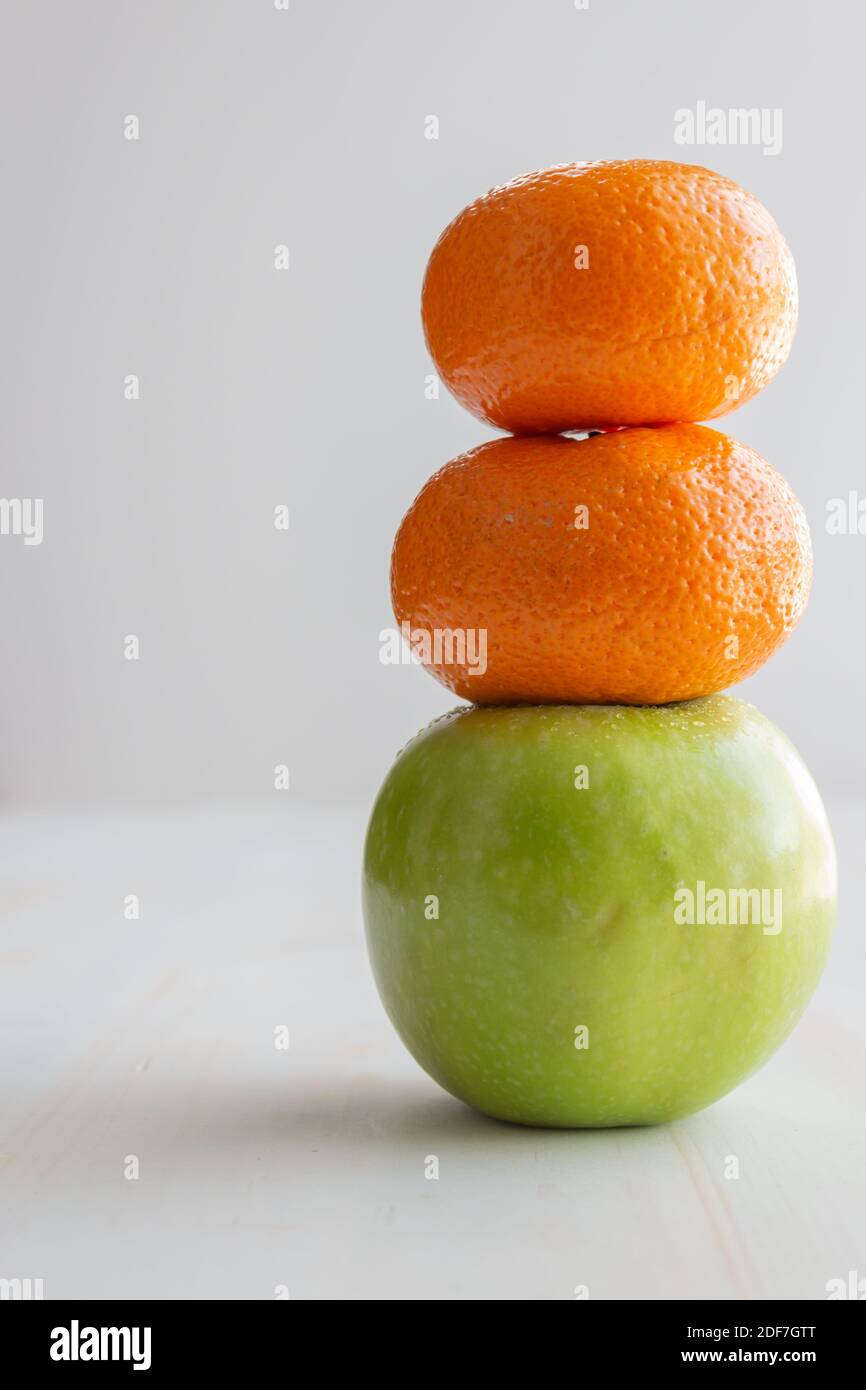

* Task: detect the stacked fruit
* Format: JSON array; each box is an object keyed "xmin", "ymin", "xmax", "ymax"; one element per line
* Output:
[{"xmin": 364, "ymin": 161, "xmax": 836, "ymax": 1128}]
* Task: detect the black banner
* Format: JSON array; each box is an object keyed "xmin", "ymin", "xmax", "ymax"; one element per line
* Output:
[{"xmin": 3, "ymin": 1299, "xmax": 863, "ymax": 1374}]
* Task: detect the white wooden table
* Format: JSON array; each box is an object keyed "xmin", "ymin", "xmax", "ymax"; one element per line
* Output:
[{"xmin": 1, "ymin": 799, "xmax": 863, "ymax": 1301}]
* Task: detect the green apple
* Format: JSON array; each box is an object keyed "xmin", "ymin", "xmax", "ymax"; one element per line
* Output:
[{"xmin": 363, "ymin": 697, "xmax": 836, "ymax": 1127}]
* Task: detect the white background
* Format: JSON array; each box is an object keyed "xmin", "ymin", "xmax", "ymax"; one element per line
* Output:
[
  {"xmin": 1, "ymin": 0, "xmax": 864, "ymax": 803},
  {"xmin": 1, "ymin": 0, "xmax": 864, "ymax": 1302}
]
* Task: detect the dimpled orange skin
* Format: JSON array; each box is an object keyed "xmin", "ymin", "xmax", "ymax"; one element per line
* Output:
[
  {"xmin": 421, "ymin": 161, "xmax": 798, "ymax": 434},
  {"xmin": 390, "ymin": 425, "xmax": 812, "ymax": 705}
]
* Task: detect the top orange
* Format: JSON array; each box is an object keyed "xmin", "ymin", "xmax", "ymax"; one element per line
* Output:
[{"xmin": 422, "ymin": 160, "xmax": 797, "ymax": 434}]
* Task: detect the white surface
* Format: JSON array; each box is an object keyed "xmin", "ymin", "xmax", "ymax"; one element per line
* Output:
[{"xmin": 0, "ymin": 798, "xmax": 863, "ymax": 1302}]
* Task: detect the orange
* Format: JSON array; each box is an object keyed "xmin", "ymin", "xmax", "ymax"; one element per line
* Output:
[
  {"xmin": 390, "ymin": 425, "xmax": 811, "ymax": 705},
  {"xmin": 422, "ymin": 161, "xmax": 797, "ymax": 434}
]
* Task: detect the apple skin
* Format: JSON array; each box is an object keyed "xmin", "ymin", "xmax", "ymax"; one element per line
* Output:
[{"xmin": 363, "ymin": 697, "xmax": 836, "ymax": 1128}]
